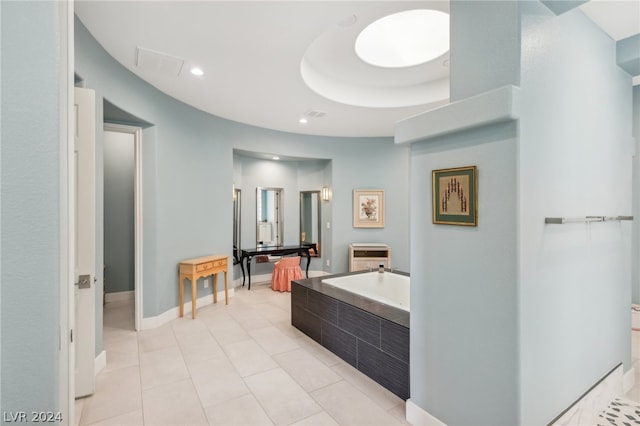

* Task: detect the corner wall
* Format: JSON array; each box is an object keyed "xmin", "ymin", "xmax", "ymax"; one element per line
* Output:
[
  {"xmin": 632, "ymin": 85, "xmax": 640, "ymax": 304},
  {"xmin": 401, "ymin": 2, "xmax": 634, "ymax": 425},
  {"xmin": 1, "ymin": 1, "xmax": 61, "ymax": 414},
  {"xmin": 519, "ymin": 5, "xmax": 633, "ymax": 423},
  {"xmin": 409, "ymin": 122, "xmax": 519, "ymax": 424}
]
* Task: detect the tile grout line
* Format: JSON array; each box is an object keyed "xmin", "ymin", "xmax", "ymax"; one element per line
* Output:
[{"xmin": 169, "ymin": 318, "xmax": 210, "ymax": 425}]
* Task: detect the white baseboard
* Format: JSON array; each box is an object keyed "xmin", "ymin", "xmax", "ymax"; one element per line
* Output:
[
  {"xmin": 140, "ymin": 287, "xmax": 235, "ymax": 330},
  {"xmin": 141, "ymin": 269, "xmax": 327, "ymax": 330},
  {"xmin": 105, "ymin": 290, "xmax": 134, "ymax": 303},
  {"xmin": 94, "ymin": 350, "xmax": 106, "ymax": 376},
  {"xmin": 624, "ymin": 366, "xmax": 635, "ymax": 394},
  {"xmin": 406, "ymin": 399, "xmax": 447, "ymax": 426}
]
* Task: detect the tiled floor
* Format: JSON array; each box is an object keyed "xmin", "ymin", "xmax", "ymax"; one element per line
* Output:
[
  {"xmin": 624, "ymin": 330, "xmax": 640, "ymax": 402},
  {"xmin": 77, "ymin": 283, "xmax": 640, "ymax": 426},
  {"xmin": 75, "ymin": 283, "xmax": 408, "ymax": 425}
]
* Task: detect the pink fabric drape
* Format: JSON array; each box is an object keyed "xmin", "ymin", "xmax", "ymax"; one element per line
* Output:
[{"xmin": 271, "ymin": 256, "xmax": 303, "ymax": 292}]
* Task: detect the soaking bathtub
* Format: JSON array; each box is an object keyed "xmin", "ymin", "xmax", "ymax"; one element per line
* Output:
[
  {"xmin": 322, "ymin": 271, "xmax": 409, "ymax": 312},
  {"xmin": 291, "ymin": 270, "xmax": 410, "ymax": 399}
]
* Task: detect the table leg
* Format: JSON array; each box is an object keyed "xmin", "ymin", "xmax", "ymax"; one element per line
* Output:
[
  {"xmin": 179, "ymin": 275, "xmax": 185, "ymax": 317},
  {"xmin": 305, "ymin": 251, "xmax": 311, "ymax": 278},
  {"xmin": 246, "ymin": 256, "xmax": 252, "ymax": 290},
  {"xmin": 224, "ymin": 269, "xmax": 229, "ymax": 304},
  {"xmin": 213, "ymin": 273, "xmax": 218, "ymax": 304},
  {"xmin": 239, "ymin": 258, "xmax": 246, "ymax": 286},
  {"xmin": 191, "ymin": 277, "xmax": 197, "ymax": 319}
]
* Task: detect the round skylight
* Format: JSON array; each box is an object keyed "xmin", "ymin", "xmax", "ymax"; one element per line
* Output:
[{"xmin": 355, "ymin": 9, "xmax": 450, "ymax": 68}]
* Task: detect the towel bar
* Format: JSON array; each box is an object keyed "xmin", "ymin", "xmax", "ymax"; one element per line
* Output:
[{"xmin": 544, "ymin": 216, "xmax": 633, "ymax": 224}]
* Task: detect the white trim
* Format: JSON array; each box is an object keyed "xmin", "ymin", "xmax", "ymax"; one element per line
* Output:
[
  {"xmin": 406, "ymin": 399, "xmax": 447, "ymax": 426},
  {"xmin": 103, "ymin": 124, "xmax": 143, "ymax": 331},
  {"xmin": 624, "ymin": 366, "xmax": 635, "ymax": 394},
  {"xmin": 140, "ymin": 288, "xmax": 235, "ymax": 330},
  {"xmin": 58, "ymin": 1, "xmax": 74, "ymax": 423},
  {"xmin": 94, "ymin": 350, "xmax": 106, "ymax": 376},
  {"xmin": 134, "ymin": 127, "xmax": 143, "ymax": 332},
  {"xmin": 105, "ymin": 290, "xmax": 134, "ymax": 303}
]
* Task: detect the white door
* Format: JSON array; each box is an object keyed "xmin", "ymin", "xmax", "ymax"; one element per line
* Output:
[{"xmin": 74, "ymin": 87, "xmax": 96, "ymax": 397}]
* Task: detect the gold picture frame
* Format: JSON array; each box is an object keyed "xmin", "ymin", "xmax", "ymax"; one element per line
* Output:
[
  {"xmin": 353, "ymin": 189, "xmax": 385, "ymax": 228},
  {"xmin": 432, "ymin": 166, "xmax": 477, "ymax": 226}
]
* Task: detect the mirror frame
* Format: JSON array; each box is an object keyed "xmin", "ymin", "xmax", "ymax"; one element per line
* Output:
[
  {"xmin": 233, "ymin": 187, "xmax": 241, "ymax": 260},
  {"xmin": 256, "ymin": 186, "xmax": 283, "ymax": 247},
  {"xmin": 299, "ymin": 190, "xmax": 321, "ymax": 256}
]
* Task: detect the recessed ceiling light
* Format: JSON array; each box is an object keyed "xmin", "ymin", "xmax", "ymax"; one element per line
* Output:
[
  {"xmin": 272, "ymin": 156, "xmax": 280, "ymax": 160},
  {"xmin": 355, "ymin": 9, "xmax": 450, "ymax": 68},
  {"xmin": 190, "ymin": 67, "xmax": 204, "ymax": 76},
  {"xmin": 299, "ymin": 118, "xmax": 308, "ymax": 124}
]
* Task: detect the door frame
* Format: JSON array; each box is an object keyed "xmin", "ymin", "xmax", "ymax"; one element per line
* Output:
[
  {"xmin": 59, "ymin": 0, "xmax": 74, "ymax": 422},
  {"xmin": 104, "ymin": 123, "xmax": 144, "ymax": 331}
]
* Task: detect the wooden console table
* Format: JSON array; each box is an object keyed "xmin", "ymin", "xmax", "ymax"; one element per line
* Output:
[{"xmin": 179, "ymin": 255, "xmax": 228, "ymax": 319}]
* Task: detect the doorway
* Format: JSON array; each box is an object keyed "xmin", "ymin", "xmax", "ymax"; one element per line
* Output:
[{"xmin": 103, "ymin": 124, "xmax": 143, "ymax": 331}]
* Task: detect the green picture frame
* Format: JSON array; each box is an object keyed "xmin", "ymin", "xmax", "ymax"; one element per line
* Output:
[{"xmin": 432, "ymin": 166, "xmax": 477, "ymax": 226}]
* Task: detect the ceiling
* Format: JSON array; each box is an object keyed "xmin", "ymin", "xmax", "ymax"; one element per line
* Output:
[{"xmin": 75, "ymin": 1, "xmax": 640, "ymax": 138}]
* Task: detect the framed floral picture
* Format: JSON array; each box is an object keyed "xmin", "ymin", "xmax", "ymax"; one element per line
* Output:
[
  {"xmin": 353, "ymin": 189, "xmax": 385, "ymax": 228},
  {"xmin": 432, "ymin": 166, "xmax": 477, "ymax": 226}
]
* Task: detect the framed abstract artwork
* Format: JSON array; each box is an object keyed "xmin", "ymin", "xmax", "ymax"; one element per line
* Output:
[
  {"xmin": 353, "ymin": 189, "xmax": 385, "ymax": 228},
  {"xmin": 432, "ymin": 166, "xmax": 477, "ymax": 226}
]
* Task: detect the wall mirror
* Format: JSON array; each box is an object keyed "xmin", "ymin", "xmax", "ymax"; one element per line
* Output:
[
  {"xmin": 300, "ymin": 191, "xmax": 321, "ymax": 256},
  {"xmin": 233, "ymin": 186, "xmax": 241, "ymax": 259},
  {"xmin": 256, "ymin": 187, "xmax": 283, "ymax": 247}
]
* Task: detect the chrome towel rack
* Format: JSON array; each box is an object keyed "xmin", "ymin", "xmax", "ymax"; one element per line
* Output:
[{"xmin": 545, "ymin": 216, "xmax": 633, "ymax": 224}]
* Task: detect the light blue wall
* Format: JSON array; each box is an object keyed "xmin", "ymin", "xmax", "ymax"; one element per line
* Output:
[
  {"xmin": 617, "ymin": 34, "xmax": 640, "ymax": 77},
  {"xmin": 407, "ymin": 2, "xmax": 634, "ymax": 425},
  {"xmin": 449, "ymin": 0, "xmax": 520, "ymax": 102},
  {"xmin": 1, "ymin": 0, "xmax": 60, "ymax": 414},
  {"xmin": 1, "ymin": 0, "xmax": 3, "ymax": 411},
  {"xmin": 633, "ymin": 86, "xmax": 640, "ymax": 304},
  {"xmin": 141, "ymin": 126, "xmax": 159, "ymax": 321},
  {"xmin": 0, "ymin": 0, "xmax": 3, "ymax": 408},
  {"xmin": 74, "ymin": 17, "xmax": 410, "ymax": 329},
  {"xmin": 104, "ymin": 130, "xmax": 135, "ymax": 294},
  {"xmin": 631, "ymin": 85, "xmax": 640, "ymax": 303},
  {"xmin": 519, "ymin": 5, "xmax": 633, "ymax": 423},
  {"xmin": 409, "ymin": 122, "xmax": 519, "ymax": 424},
  {"xmin": 408, "ymin": 2, "xmax": 522, "ymax": 424}
]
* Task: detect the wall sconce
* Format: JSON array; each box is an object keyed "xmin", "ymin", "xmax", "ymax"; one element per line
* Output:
[{"xmin": 321, "ymin": 186, "xmax": 331, "ymax": 201}]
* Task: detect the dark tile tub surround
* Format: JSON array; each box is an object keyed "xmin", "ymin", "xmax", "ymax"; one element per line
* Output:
[{"xmin": 291, "ymin": 271, "xmax": 410, "ymax": 400}]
